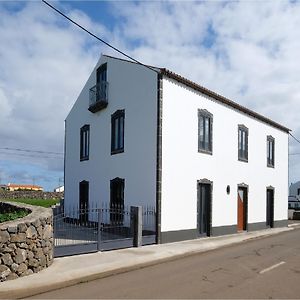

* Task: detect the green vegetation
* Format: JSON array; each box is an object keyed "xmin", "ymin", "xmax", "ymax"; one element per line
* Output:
[
  {"xmin": 0, "ymin": 210, "xmax": 29, "ymax": 223},
  {"xmin": 3, "ymin": 198, "xmax": 60, "ymax": 208}
]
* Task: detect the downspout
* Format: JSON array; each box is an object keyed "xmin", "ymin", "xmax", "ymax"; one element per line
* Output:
[
  {"xmin": 288, "ymin": 132, "xmax": 290, "ymax": 220},
  {"xmin": 63, "ymin": 120, "xmax": 66, "ymax": 206},
  {"xmin": 156, "ymin": 73, "xmax": 163, "ymax": 244}
]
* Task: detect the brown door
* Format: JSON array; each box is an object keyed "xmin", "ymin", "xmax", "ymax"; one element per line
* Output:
[{"xmin": 237, "ymin": 188, "xmax": 247, "ymax": 231}]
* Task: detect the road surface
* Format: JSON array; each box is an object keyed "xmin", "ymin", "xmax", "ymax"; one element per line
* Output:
[{"xmin": 29, "ymin": 227, "xmax": 300, "ymax": 299}]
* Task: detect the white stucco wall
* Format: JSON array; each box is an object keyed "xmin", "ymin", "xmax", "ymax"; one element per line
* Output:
[
  {"xmin": 65, "ymin": 55, "xmax": 158, "ymax": 215},
  {"xmin": 161, "ymin": 78, "xmax": 289, "ymax": 232}
]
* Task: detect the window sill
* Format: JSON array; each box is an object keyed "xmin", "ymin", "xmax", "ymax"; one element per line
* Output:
[
  {"xmin": 111, "ymin": 149, "xmax": 124, "ymax": 155},
  {"xmin": 80, "ymin": 157, "xmax": 89, "ymax": 161},
  {"xmin": 238, "ymin": 157, "xmax": 248, "ymax": 163},
  {"xmin": 267, "ymin": 164, "xmax": 275, "ymax": 168},
  {"xmin": 198, "ymin": 149, "xmax": 212, "ymax": 156}
]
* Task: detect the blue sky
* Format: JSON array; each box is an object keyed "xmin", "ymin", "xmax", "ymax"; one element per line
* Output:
[{"xmin": 0, "ymin": 0, "xmax": 300, "ymax": 191}]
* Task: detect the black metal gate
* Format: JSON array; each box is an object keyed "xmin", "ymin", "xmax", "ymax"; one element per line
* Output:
[{"xmin": 53, "ymin": 203, "xmax": 156, "ymax": 257}]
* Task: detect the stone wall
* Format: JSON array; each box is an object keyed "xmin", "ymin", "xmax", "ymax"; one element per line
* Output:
[
  {"xmin": 0, "ymin": 202, "xmax": 53, "ymax": 281},
  {"xmin": 0, "ymin": 190, "xmax": 63, "ymax": 200}
]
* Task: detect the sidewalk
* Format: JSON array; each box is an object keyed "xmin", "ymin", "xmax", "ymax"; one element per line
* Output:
[{"xmin": 0, "ymin": 226, "xmax": 296, "ymax": 299}]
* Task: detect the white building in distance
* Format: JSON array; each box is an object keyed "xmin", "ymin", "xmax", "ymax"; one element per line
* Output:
[{"xmin": 65, "ymin": 54, "xmax": 289, "ymax": 243}]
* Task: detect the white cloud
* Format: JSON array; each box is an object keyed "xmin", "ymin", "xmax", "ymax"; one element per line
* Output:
[
  {"xmin": 0, "ymin": 0, "xmax": 300, "ymax": 188},
  {"xmin": 0, "ymin": 2, "xmax": 103, "ymax": 176},
  {"xmin": 110, "ymin": 0, "xmax": 300, "ymax": 183}
]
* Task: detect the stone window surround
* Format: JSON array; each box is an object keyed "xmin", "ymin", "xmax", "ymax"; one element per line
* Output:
[{"xmin": 198, "ymin": 109, "xmax": 213, "ymax": 155}]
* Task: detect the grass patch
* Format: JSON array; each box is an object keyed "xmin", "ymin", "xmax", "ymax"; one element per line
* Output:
[
  {"xmin": 3, "ymin": 198, "xmax": 60, "ymax": 208},
  {"xmin": 0, "ymin": 210, "xmax": 29, "ymax": 223}
]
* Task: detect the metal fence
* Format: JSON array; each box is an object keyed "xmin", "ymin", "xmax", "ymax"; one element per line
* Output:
[
  {"xmin": 53, "ymin": 203, "xmax": 156, "ymax": 257},
  {"xmin": 89, "ymin": 81, "xmax": 109, "ymax": 107}
]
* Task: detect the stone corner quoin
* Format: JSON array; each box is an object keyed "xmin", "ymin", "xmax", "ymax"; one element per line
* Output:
[{"xmin": 0, "ymin": 201, "xmax": 53, "ymax": 282}]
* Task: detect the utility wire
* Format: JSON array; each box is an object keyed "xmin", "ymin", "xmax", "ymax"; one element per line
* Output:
[
  {"xmin": 0, "ymin": 152, "xmax": 63, "ymax": 160},
  {"xmin": 0, "ymin": 147, "xmax": 63, "ymax": 156},
  {"xmin": 42, "ymin": 0, "xmax": 159, "ymax": 74},
  {"xmin": 289, "ymin": 132, "xmax": 300, "ymax": 144}
]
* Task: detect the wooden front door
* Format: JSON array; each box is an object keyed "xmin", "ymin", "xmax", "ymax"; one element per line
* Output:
[{"xmin": 237, "ymin": 187, "xmax": 247, "ymax": 231}]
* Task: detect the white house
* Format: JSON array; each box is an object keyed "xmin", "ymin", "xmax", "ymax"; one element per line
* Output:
[
  {"xmin": 64, "ymin": 54, "xmax": 289, "ymax": 244},
  {"xmin": 54, "ymin": 185, "xmax": 64, "ymax": 193}
]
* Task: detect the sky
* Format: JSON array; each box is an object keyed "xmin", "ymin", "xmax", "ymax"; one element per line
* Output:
[{"xmin": 0, "ymin": 0, "xmax": 300, "ymax": 191}]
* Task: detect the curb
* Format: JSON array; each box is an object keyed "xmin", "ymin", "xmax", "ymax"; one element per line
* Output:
[
  {"xmin": 288, "ymin": 222, "xmax": 300, "ymax": 227},
  {"xmin": 0, "ymin": 226, "xmax": 294, "ymax": 299}
]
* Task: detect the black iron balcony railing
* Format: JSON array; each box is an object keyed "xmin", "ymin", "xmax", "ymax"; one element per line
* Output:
[{"xmin": 88, "ymin": 81, "xmax": 108, "ymax": 113}]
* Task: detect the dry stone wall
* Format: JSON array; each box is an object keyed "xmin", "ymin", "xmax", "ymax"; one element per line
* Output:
[
  {"xmin": 0, "ymin": 202, "xmax": 53, "ymax": 281},
  {"xmin": 0, "ymin": 190, "xmax": 63, "ymax": 200}
]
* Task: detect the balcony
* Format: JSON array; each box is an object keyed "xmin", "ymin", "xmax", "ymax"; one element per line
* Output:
[{"xmin": 88, "ymin": 81, "xmax": 108, "ymax": 113}]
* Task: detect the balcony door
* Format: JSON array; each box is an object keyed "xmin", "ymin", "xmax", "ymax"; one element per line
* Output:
[
  {"xmin": 96, "ymin": 63, "xmax": 107, "ymax": 100},
  {"xmin": 97, "ymin": 63, "xmax": 107, "ymax": 83}
]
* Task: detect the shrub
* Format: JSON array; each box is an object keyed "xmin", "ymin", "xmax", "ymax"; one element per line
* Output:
[{"xmin": 0, "ymin": 210, "xmax": 29, "ymax": 223}]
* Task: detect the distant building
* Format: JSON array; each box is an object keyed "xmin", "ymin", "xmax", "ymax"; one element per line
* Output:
[
  {"xmin": 54, "ymin": 185, "xmax": 64, "ymax": 193},
  {"xmin": 289, "ymin": 181, "xmax": 300, "ymax": 210},
  {"xmin": 7, "ymin": 183, "xmax": 43, "ymax": 192},
  {"xmin": 289, "ymin": 181, "xmax": 300, "ymax": 198},
  {"xmin": 0, "ymin": 184, "xmax": 7, "ymax": 190}
]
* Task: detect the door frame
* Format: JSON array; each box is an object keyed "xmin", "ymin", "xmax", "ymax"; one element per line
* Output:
[
  {"xmin": 110, "ymin": 177, "xmax": 125, "ymax": 224},
  {"xmin": 266, "ymin": 186, "xmax": 275, "ymax": 228},
  {"xmin": 197, "ymin": 179, "xmax": 213, "ymax": 237},
  {"xmin": 237, "ymin": 183, "xmax": 248, "ymax": 231},
  {"xmin": 79, "ymin": 180, "xmax": 89, "ymax": 223}
]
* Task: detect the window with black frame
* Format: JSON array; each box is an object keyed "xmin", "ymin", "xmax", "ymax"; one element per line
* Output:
[
  {"xmin": 96, "ymin": 63, "xmax": 107, "ymax": 101},
  {"xmin": 267, "ymin": 136, "xmax": 275, "ymax": 167},
  {"xmin": 238, "ymin": 125, "xmax": 248, "ymax": 162},
  {"xmin": 198, "ymin": 109, "xmax": 213, "ymax": 154},
  {"xmin": 111, "ymin": 110, "xmax": 125, "ymax": 154},
  {"xmin": 80, "ymin": 125, "xmax": 90, "ymax": 161}
]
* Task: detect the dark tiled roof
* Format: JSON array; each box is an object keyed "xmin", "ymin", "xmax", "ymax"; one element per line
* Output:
[
  {"xmin": 160, "ymin": 68, "xmax": 290, "ymax": 133},
  {"xmin": 103, "ymin": 54, "xmax": 290, "ymax": 133}
]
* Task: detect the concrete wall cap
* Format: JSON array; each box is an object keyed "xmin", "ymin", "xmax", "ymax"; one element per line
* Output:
[{"xmin": 0, "ymin": 201, "xmax": 52, "ymax": 229}]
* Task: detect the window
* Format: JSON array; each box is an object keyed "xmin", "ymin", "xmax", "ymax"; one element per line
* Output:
[
  {"xmin": 80, "ymin": 125, "xmax": 90, "ymax": 161},
  {"xmin": 96, "ymin": 63, "xmax": 107, "ymax": 100},
  {"xmin": 297, "ymin": 188, "xmax": 300, "ymax": 195},
  {"xmin": 110, "ymin": 178, "xmax": 125, "ymax": 224},
  {"xmin": 267, "ymin": 136, "xmax": 275, "ymax": 167},
  {"xmin": 97, "ymin": 63, "xmax": 107, "ymax": 84},
  {"xmin": 198, "ymin": 109, "xmax": 213, "ymax": 154},
  {"xmin": 111, "ymin": 110, "xmax": 125, "ymax": 154},
  {"xmin": 238, "ymin": 125, "xmax": 248, "ymax": 162}
]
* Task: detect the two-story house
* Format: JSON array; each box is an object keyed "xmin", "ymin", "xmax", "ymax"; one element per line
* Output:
[{"xmin": 64, "ymin": 54, "xmax": 289, "ymax": 244}]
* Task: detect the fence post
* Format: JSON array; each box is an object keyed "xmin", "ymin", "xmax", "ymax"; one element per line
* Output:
[
  {"xmin": 131, "ymin": 206, "xmax": 142, "ymax": 247},
  {"xmin": 97, "ymin": 209, "xmax": 102, "ymax": 251}
]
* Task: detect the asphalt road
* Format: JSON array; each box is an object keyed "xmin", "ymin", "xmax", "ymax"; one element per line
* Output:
[{"xmin": 28, "ymin": 227, "xmax": 300, "ymax": 299}]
